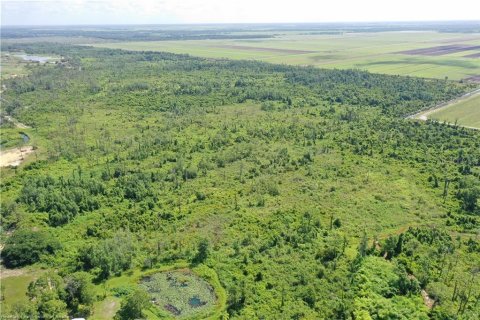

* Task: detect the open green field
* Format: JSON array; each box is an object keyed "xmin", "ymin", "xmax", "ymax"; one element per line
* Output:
[
  {"xmin": 429, "ymin": 91, "xmax": 480, "ymax": 128},
  {"xmin": 1, "ymin": 54, "xmax": 28, "ymax": 80},
  {"xmin": 0, "ymin": 269, "xmax": 44, "ymax": 315},
  {"xmin": 91, "ymin": 31, "xmax": 480, "ymax": 80}
]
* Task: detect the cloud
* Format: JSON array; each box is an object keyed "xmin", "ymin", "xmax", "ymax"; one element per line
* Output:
[
  {"xmin": 2, "ymin": 0, "xmax": 479, "ymax": 26},
  {"xmin": 1, "ymin": 0, "xmax": 179, "ymax": 25}
]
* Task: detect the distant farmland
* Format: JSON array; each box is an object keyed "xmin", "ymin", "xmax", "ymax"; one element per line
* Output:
[{"xmin": 90, "ymin": 31, "xmax": 480, "ymax": 81}]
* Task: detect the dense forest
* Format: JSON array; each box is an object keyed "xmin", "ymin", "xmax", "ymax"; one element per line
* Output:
[{"xmin": 1, "ymin": 42, "xmax": 479, "ymax": 319}]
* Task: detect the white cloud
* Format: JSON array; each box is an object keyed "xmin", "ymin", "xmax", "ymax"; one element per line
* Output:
[{"xmin": 2, "ymin": 0, "xmax": 480, "ymax": 26}]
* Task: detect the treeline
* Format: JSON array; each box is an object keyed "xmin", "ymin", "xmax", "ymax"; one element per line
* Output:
[
  {"xmin": 1, "ymin": 27, "xmax": 274, "ymax": 41},
  {"xmin": 3, "ymin": 22, "xmax": 480, "ymax": 42}
]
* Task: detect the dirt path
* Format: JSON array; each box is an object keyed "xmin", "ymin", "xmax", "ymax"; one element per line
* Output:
[
  {"xmin": 421, "ymin": 289, "xmax": 435, "ymax": 309},
  {"xmin": 0, "ymin": 146, "xmax": 35, "ymax": 167},
  {"xmin": 0, "ymin": 267, "xmax": 28, "ymax": 279},
  {"xmin": 407, "ymin": 88, "xmax": 480, "ymax": 122},
  {"xmin": 0, "ymin": 262, "xmax": 41, "ymax": 280},
  {"xmin": 2, "ymin": 115, "xmax": 30, "ymax": 129}
]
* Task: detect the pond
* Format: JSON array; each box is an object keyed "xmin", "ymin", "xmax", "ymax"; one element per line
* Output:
[
  {"xmin": 140, "ymin": 269, "xmax": 216, "ymax": 318},
  {"xmin": 20, "ymin": 132, "xmax": 30, "ymax": 143},
  {"xmin": 15, "ymin": 54, "xmax": 54, "ymax": 63},
  {"xmin": 188, "ymin": 296, "xmax": 207, "ymax": 308}
]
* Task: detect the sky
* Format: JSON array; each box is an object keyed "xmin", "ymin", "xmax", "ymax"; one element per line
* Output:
[{"xmin": 2, "ymin": 0, "xmax": 480, "ymax": 26}]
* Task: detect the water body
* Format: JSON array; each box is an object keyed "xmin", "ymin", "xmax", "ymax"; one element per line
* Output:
[
  {"xmin": 188, "ymin": 296, "xmax": 206, "ymax": 308},
  {"xmin": 15, "ymin": 54, "xmax": 53, "ymax": 63},
  {"xmin": 20, "ymin": 132, "xmax": 30, "ymax": 143}
]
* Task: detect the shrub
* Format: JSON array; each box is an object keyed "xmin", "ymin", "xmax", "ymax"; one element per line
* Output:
[
  {"xmin": 1, "ymin": 230, "xmax": 60, "ymax": 267},
  {"xmin": 115, "ymin": 289, "xmax": 150, "ymax": 320},
  {"xmin": 80, "ymin": 231, "xmax": 136, "ymax": 279}
]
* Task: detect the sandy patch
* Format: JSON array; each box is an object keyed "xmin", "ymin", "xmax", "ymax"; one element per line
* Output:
[
  {"xmin": 421, "ymin": 289, "xmax": 435, "ymax": 309},
  {"xmin": 0, "ymin": 146, "xmax": 35, "ymax": 167}
]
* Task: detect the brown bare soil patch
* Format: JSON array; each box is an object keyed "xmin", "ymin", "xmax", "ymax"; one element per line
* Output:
[
  {"xmin": 397, "ymin": 44, "xmax": 480, "ymax": 56},
  {"xmin": 214, "ymin": 45, "xmax": 315, "ymax": 54},
  {"xmin": 464, "ymin": 75, "xmax": 480, "ymax": 83},
  {"xmin": 0, "ymin": 146, "xmax": 35, "ymax": 167}
]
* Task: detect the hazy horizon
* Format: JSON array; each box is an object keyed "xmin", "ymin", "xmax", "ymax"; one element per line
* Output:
[
  {"xmin": 2, "ymin": 20, "xmax": 480, "ymax": 28},
  {"xmin": 2, "ymin": 0, "xmax": 480, "ymax": 26}
]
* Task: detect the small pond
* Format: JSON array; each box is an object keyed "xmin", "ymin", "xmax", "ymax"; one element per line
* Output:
[
  {"xmin": 140, "ymin": 269, "xmax": 216, "ymax": 318},
  {"xmin": 20, "ymin": 132, "xmax": 30, "ymax": 143},
  {"xmin": 15, "ymin": 54, "xmax": 54, "ymax": 63}
]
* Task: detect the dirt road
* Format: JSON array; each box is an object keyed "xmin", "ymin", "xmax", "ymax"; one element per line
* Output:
[{"xmin": 407, "ymin": 88, "xmax": 480, "ymax": 123}]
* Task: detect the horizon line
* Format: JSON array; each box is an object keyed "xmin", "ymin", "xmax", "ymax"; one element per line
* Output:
[{"xmin": 2, "ymin": 19, "xmax": 480, "ymax": 28}]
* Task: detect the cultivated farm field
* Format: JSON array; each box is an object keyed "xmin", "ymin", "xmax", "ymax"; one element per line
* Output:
[{"xmin": 91, "ymin": 31, "xmax": 480, "ymax": 81}]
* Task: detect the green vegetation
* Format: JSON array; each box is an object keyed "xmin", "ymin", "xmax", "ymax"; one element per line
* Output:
[
  {"xmin": 115, "ymin": 289, "xmax": 150, "ymax": 320},
  {"xmin": 80, "ymin": 231, "xmax": 136, "ymax": 280},
  {"xmin": 0, "ymin": 270, "xmax": 43, "ymax": 314},
  {"xmin": 429, "ymin": 92, "xmax": 480, "ymax": 129},
  {"xmin": 1, "ymin": 229, "xmax": 60, "ymax": 267},
  {"xmin": 140, "ymin": 269, "xmax": 217, "ymax": 318},
  {"xmin": 0, "ymin": 53, "xmax": 29, "ymax": 80},
  {"xmin": 0, "ymin": 34, "xmax": 479, "ymax": 320}
]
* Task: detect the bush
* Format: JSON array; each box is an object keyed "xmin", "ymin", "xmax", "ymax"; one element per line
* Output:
[
  {"xmin": 1, "ymin": 230, "xmax": 60, "ymax": 268},
  {"xmin": 27, "ymin": 273, "xmax": 68, "ymax": 319},
  {"xmin": 195, "ymin": 191, "xmax": 206, "ymax": 201},
  {"xmin": 112, "ymin": 285, "xmax": 136, "ymax": 298},
  {"xmin": 64, "ymin": 272, "xmax": 95, "ymax": 315},
  {"xmin": 80, "ymin": 231, "xmax": 136, "ymax": 279},
  {"xmin": 115, "ymin": 289, "xmax": 150, "ymax": 320},
  {"xmin": 457, "ymin": 177, "xmax": 480, "ymax": 213}
]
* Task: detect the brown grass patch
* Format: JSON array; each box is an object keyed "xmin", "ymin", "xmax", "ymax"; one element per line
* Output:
[
  {"xmin": 397, "ymin": 44, "xmax": 480, "ymax": 56},
  {"xmin": 463, "ymin": 52, "xmax": 480, "ymax": 58}
]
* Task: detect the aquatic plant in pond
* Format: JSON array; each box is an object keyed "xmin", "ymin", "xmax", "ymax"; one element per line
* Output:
[{"xmin": 140, "ymin": 269, "xmax": 216, "ymax": 318}]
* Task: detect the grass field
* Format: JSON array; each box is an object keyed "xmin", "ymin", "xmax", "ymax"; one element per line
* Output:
[
  {"xmin": 0, "ymin": 269, "xmax": 44, "ymax": 315},
  {"xmin": 0, "ymin": 54, "xmax": 28, "ymax": 80},
  {"xmin": 90, "ymin": 31, "xmax": 480, "ymax": 80},
  {"xmin": 429, "ymin": 91, "xmax": 480, "ymax": 128}
]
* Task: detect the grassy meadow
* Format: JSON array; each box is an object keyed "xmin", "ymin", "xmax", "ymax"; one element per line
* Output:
[
  {"xmin": 428, "ymin": 92, "xmax": 480, "ymax": 128},
  {"xmin": 90, "ymin": 31, "xmax": 480, "ymax": 80},
  {"xmin": 1, "ymin": 54, "xmax": 29, "ymax": 80}
]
